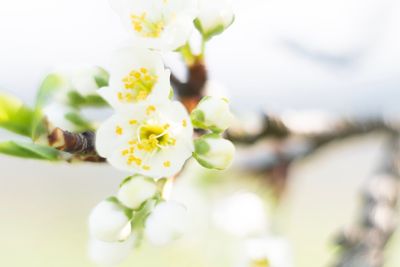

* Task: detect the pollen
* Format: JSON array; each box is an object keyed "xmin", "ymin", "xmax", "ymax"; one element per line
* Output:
[
  {"xmin": 129, "ymin": 120, "xmax": 138, "ymax": 125},
  {"xmin": 146, "ymin": 105, "xmax": 156, "ymax": 115},
  {"xmin": 127, "ymin": 155, "xmax": 142, "ymax": 166},
  {"xmin": 143, "ymin": 165, "xmax": 151, "ymax": 171},
  {"xmin": 182, "ymin": 119, "xmax": 187, "ymax": 127},
  {"xmin": 115, "ymin": 126, "xmax": 123, "ymax": 135},
  {"xmin": 163, "ymin": 161, "xmax": 171, "ymax": 168}
]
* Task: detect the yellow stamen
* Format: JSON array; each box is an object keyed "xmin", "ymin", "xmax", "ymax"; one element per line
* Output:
[
  {"xmin": 146, "ymin": 105, "xmax": 156, "ymax": 115},
  {"xmin": 119, "ymin": 68, "xmax": 158, "ymax": 103},
  {"xmin": 115, "ymin": 126, "xmax": 123, "ymax": 135},
  {"xmin": 143, "ymin": 165, "xmax": 151, "ymax": 170},
  {"xmin": 130, "ymin": 13, "xmax": 165, "ymax": 38},
  {"xmin": 163, "ymin": 161, "xmax": 171, "ymax": 168}
]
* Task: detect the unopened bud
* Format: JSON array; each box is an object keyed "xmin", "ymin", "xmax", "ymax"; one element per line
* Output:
[{"xmin": 194, "ymin": 134, "xmax": 235, "ymax": 170}]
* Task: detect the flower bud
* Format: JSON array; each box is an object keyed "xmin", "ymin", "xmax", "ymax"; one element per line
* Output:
[
  {"xmin": 145, "ymin": 201, "xmax": 188, "ymax": 246},
  {"xmin": 194, "ymin": 134, "xmax": 235, "ymax": 170},
  {"xmin": 88, "ymin": 199, "xmax": 132, "ymax": 242},
  {"xmin": 88, "ymin": 235, "xmax": 135, "ymax": 266},
  {"xmin": 117, "ymin": 176, "xmax": 158, "ymax": 210},
  {"xmin": 191, "ymin": 96, "xmax": 234, "ymax": 133},
  {"xmin": 195, "ymin": 0, "xmax": 235, "ymax": 40},
  {"xmin": 69, "ymin": 66, "xmax": 109, "ymax": 96}
]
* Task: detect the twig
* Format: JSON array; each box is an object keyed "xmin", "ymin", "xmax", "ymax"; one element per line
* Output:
[
  {"xmin": 48, "ymin": 127, "xmax": 105, "ymax": 162},
  {"xmin": 332, "ymin": 135, "xmax": 400, "ymax": 267}
]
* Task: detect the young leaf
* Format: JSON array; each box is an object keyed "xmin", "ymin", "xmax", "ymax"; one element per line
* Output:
[
  {"xmin": 64, "ymin": 112, "xmax": 94, "ymax": 131},
  {"xmin": 0, "ymin": 141, "xmax": 62, "ymax": 161},
  {"xmin": 0, "ymin": 92, "xmax": 34, "ymax": 137}
]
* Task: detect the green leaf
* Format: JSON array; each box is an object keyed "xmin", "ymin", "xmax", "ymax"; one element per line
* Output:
[
  {"xmin": 83, "ymin": 94, "xmax": 108, "ymax": 107},
  {"xmin": 0, "ymin": 93, "xmax": 35, "ymax": 137},
  {"xmin": 194, "ymin": 18, "xmax": 204, "ymax": 34},
  {"xmin": 32, "ymin": 74, "xmax": 67, "ymax": 140},
  {"xmin": 94, "ymin": 67, "xmax": 110, "ymax": 88},
  {"xmin": 0, "ymin": 141, "xmax": 61, "ymax": 161},
  {"xmin": 67, "ymin": 91, "xmax": 86, "ymax": 108},
  {"xmin": 35, "ymin": 74, "xmax": 67, "ymax": 109},
  {"xmin": 64, "ymin": 112, "xmax": 94, "ymax": 131},
  {"xmin": 68, "ymin": 91, "xmax": 108, "ymax": 108}
]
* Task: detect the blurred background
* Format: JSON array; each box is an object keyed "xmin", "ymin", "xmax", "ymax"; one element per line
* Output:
[{"xmin": 0, "ymin": 0, "xmax": 400, "ymax": 266}]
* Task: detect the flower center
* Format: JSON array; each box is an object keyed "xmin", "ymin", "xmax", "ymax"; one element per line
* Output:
[
  {"xmin": 137, "ymin": 124, "xmax": 176, "ymax": 152},
  {"xmin": 119, "ymin": 68, "xmax": 158, "ymax": 103},
  {"xmin": 130, "ymin": 13, "xmax": 165, "ymax": 38}
]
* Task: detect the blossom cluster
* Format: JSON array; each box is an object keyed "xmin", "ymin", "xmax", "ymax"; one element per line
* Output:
[{"xmin": 88, "ymin": 0, "xmax": 235, "ymax": 265}]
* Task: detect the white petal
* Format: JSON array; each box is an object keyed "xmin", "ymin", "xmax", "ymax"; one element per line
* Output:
[
  {"xmin": 145, "ymin": 201, "xmax": 188, "ymax": 246},
  {"xmin": 142, "ymin": 138, "xmax": 193, "ymax": 179},
  {"xmin": 109, "ymin": 46, "xmax": 164, "ymax": 87},
  {"xmin": 95, "ymin": 114, "xmax": 138, "ymax": 158},
  {"xmin": 88, "ymin": 201, "xmax": 131, "ymax": 242},
  {"xmin": 197, "ymin": 0, "xmax": 234, "ymax": 32},
  {"xmin": 146, "ymin": 69, "xmax": 171, "ymax": 104},
  {"xmin": 117, "ymin": 176, "xmax": 157, "ymax": 209},
  {"xmin": 88, "ymin": 235, "xmax": 135, "ymax": 266},
  {"xmin": 159, "ymin": 101, "xmax": 194, "ymax": 138}
]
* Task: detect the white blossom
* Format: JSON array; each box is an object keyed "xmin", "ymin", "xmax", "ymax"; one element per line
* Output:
[
  {"xmin": 194, "ymin": 134, "xmax": 235, "ymax": 170},
  {"xmin": 240, "ymin": 237, "xmax": 294, "ymax": 267},
  {"xmin": 191, "ymin": 96, "xmax": 234, "ymax": 133},
  {"xmin": 88, "ymin": 236, "xmax": 135, "ymax": 266},
  {"xmin": 145, "ymin": 201, "xmax": 189, "ymax": 246},
  {"xmin": 96, "ymin": 101, "xmax": 193, "ymax": 179},
  {"xmin": 88, "ymin": 200, "xmax": 132, "ymax": 242},
  {"xmin": 109, "ymin": 0, "xmax": 198, "ymax": 51},
  {"xmin": 196, "ymin": 0, "xmax": 234, "ymax": 38},
  {"xmin": 117, "ymin": 175, "xmax": 158, "ymax": 209},
  {"xmin": 98, "ymin": 46, "xmax": 171, "ymax": 110}
]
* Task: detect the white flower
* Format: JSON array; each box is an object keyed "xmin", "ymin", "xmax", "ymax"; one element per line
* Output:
[
  {"xmin": 88, "ymin": 200, "xmax": 132, "ymax": 242},
  {"xmin": 194, "ymin": 134, "xmax": 235, "ymax": 170},
  {"xmin": 117, "ymin": 175, "xmax": 158, "ymax": 209},
  {"xmin": 109, "ymin": 0, "xmax": 198, "ymax": 51},
  {"xmin": 96, "ymin": 101, "xmax": 194, "ymax": 179},
  {"xmin": 145, "ymin": 201, "xmax": 188, "ymax": 246},
  {"xmin": 240, "ymin": 237, "xmax": 294, "ymax": 267},
  {"xmin": 191, "ymin": 96, "xmax": 234, "ymax": 133},
  {"xmin": 98, "ymin": 46, "xmax": 171, "ymax": 110},
  {"xmin": 88, "ymin": 236, "xmax": 135, "ymax": 266},
  {"xmin": 196, "ymin": 0, "xmax": 234, "ymax": 38}
]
